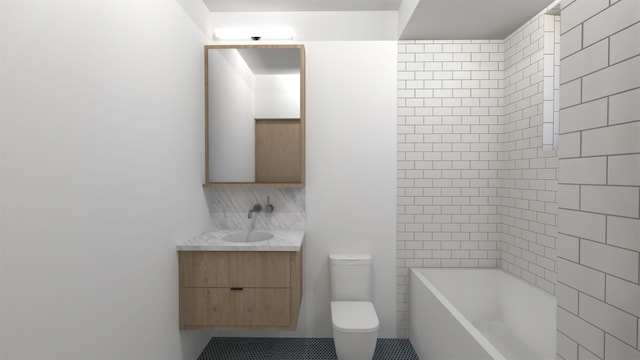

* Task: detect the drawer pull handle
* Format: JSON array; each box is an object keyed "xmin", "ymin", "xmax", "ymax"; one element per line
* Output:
[{"xmin": 230, "ymin": 287, "xmax": 243, "ymax": 291}]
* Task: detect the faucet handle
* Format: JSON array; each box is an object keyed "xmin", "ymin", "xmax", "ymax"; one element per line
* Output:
[{"xmin": 264, "ymin": 196, "xmax": 274, "ymax": 213}]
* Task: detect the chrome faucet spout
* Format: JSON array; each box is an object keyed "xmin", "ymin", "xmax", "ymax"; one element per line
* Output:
[{"xmin": 248, "ymin": 204, "xmax": 262, "ymax": 219}]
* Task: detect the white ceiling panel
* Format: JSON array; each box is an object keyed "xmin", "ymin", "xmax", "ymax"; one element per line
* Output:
[
  {"xmin": 203, "ymin": 0, "xmax": 402, "ymax": 12},
  {"xmin": 400, "ymin": 0, "xmax": 556, "ymax": 40},
  {"xmin": 202, "ymin": 0, "xmax": 557, "ymax": 40}
]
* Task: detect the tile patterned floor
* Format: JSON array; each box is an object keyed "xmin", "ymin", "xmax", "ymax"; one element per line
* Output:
[{"xmin": 197, "ymin": 337, "xmax": 419, "ymax": 360}]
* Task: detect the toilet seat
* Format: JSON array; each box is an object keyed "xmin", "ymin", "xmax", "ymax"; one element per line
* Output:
[{"xmin": 331, "ymin": 301, "xmax": 379, "ymax": 333}]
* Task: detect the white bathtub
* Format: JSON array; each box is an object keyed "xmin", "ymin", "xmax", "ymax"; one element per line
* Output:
[{"xmin": 409, "ymin": 268, "xmax": 556, "ymax": 360}]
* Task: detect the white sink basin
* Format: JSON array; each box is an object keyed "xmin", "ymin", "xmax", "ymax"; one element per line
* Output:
[{"xmin": 223, "ymin": 231, "xmax": 274, "ymax": 243}]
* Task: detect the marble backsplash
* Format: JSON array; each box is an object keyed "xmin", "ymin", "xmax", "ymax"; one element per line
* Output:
[{"xmin": 203, "ymin": 187, "xmax": 305, "ymax": 231}]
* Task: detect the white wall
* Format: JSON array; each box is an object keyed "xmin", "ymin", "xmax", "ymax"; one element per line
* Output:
[
  {"xmin": 305, "ymin": 41, "xmax": 397, "ymax": 338},
  {"xmin": 2, "ymin": 7, "xmax": 399, "ymax": 360},
  {"xmin": 1, "ymin": 1, "xmax": 212, "ymax": 359}
]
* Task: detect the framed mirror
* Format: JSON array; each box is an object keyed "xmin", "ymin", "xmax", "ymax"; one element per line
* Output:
[{"xmin": 204, "ymin": 44, "xmax": 305, "ymax": 187}]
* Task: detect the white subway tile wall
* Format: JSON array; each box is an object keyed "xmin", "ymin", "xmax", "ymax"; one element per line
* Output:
[
  {"xmin": 557, "ymin": 0, "xmax": 640, "ymax": 358},
  {"xmin": 397, "ymin": 7, "xmax": 560, "ymax": 335},
  {"xmin": 500, "ymin": 12, "xmax": 559, "ymax": 295},
  {"xmin": 397, "ymin": 39, "xmax": 505, "ymax": 336},
  {"xmin": 542, "ymin": 14, "xmax": 561, "ymax": 151}
]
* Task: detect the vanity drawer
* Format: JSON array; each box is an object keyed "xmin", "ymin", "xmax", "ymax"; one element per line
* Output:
[
  {"xmin": 180, "ymin": 288, "xmax": 291, "ymax": 327},
  {"xmin": 178, "ymin": 249, "xmax": 302, "ymax": 330},
  {"xmin": 179, "ymin": 251, "xmax": 290, "ymax": 288}
]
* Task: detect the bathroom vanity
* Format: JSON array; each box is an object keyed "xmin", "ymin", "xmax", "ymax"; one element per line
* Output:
[
  {"xmin": 177, "ymin": 230, "xmax": 303, "ymax": 330},
  {"xmin": 188, "ymin": 43, "xmax": 306, "ymax": 330}
]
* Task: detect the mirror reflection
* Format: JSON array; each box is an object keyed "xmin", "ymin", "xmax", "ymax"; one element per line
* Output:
[{"xmin": 205, "ymin": 45, "xmax": 304, "ymax": 185}]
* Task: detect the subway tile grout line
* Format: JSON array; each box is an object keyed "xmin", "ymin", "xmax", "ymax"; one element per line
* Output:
[
  {"xmin": 637, "ymin": 317, "xmax": 640, "ymax": 351},
  {"xmin": 557, "ymin": 208, "xmax": 639, "ymax": 221},
  {"xmin": 558, "ymin": 254, "xmax": 639, "ymax": 292}
]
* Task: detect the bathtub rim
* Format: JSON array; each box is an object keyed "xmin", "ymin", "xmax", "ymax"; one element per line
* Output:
[
  {"xmin": 410, "ymin": 268, "xmax": 509, "ymax": 360},
  {"xmin": 412, "ymin": 267, "xmax": 556, "ymax": 304}
]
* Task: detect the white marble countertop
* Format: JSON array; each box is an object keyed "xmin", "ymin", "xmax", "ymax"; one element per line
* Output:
[{"xmin": 177, "ymin": 229, "xmax": 304, "ymax": 251}]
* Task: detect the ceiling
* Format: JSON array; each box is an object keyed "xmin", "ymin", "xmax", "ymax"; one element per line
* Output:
[
  {"xmin": 203, "ymin": 0, "xmax": 402, "ymax": 12},
  {"xmin": 401, "ymin": 0, "xmax": 556, "ymax": 39},
  {"xmin": 202, "ymin": 0, "xmax": 556, "ymax": 40}
]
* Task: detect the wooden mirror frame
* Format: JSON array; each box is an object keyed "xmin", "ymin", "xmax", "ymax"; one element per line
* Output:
[{"xmin": 203, "ymin": 44, "xmax": 305, "ymax": 188}]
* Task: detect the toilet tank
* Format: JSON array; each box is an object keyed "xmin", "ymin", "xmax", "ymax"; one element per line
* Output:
[{"xmin": 329, "ymin": 254, "xmax": 372, "ymax": 301}]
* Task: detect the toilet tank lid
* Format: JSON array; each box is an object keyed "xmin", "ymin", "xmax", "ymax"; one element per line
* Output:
[{"xmin": 329, "ymin": 254, "xmax": 371, "ymax": 265}]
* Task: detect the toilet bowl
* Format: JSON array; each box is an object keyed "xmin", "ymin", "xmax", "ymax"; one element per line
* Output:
[
  {"xmin": 329, "ymin": 254, "xmax": 379, "ymax": 360},
  {"xmin": 331, "ymin": 301, "xmax": 379, "ymax": 360}
]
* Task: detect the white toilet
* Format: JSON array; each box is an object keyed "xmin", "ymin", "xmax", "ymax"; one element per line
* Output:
[{"xmin": 329, "ymin": 254, "xmax": 379, "ymax": 360}]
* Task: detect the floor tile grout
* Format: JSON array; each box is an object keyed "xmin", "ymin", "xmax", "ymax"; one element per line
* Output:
[{"xmin": 197, "ymin": 337, "xmax": 419, "ymax": 360}]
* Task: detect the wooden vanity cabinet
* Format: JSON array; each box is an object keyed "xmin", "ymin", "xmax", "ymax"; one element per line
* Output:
[{"xmin": 178, "ymin": 250, "xmax": 302, "ymax": 330}]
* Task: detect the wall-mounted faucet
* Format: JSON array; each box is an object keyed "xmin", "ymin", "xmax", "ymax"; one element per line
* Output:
[
  {"xmin": 248, "ymin": 197, "xmax": 274, "ymax": 219},
  {"xmin": 248, "ymin": 204, "xmax": 262, "ymax": 219}
]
